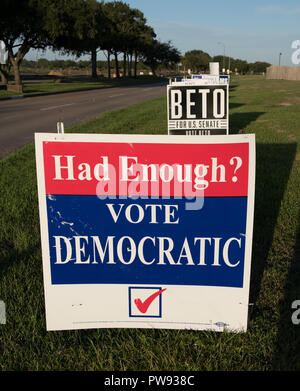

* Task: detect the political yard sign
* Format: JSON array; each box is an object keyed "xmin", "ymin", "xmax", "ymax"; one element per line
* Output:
[
  {"xmin": 167, "ymin": 84, "xmax": 229, "ymax": 136},
  {"xmin": 35, "ymin": 133, "xmax": 255, "ymax": 332},
  {"xmin": 191, "ymin": 74, "xmax": 229, "ymax": 84}
]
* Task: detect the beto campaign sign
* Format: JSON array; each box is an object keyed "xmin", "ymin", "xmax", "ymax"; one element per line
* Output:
[
  {"xmin": 35, "ymin": 133, "xmax": 255, "ymax": 332},
  {"xmin": 191, "ymin": 74, "xmax": 229, "ymax": 84},
  {"xmin": 168, "ymin": 84, "xmax": 229, "ymax": 136}
]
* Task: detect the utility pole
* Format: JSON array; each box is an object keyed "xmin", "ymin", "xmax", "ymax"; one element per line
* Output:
[{"xmin": 218, "ymin": 42, "xmax": 225, "ymax": 73}]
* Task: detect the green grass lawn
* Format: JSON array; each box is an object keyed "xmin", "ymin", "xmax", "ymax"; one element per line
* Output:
[
  {"xmin": 0, "ymin": 75, "xmax": 166, "ymax": 98},
  {"xmin": 0, "ymin": 75, "xmax": 300, "ymax": 370}
]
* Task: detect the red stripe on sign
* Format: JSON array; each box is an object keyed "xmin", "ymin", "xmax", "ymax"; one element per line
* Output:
[{"xmin": 43, "ymin": 141, "xmax": 249, "ymax": 197}]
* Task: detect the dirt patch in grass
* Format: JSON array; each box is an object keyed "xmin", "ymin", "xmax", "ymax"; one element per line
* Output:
[
  {"xmin": 278, "ymin": 102, "xmax": 292, "ymax": 106},
  {"xmin": 287, "ymin": 134, "xmax": 297, "ymax": 141},
  {"xmin": 278, "ymin": 97, "xmax": 300, "ymax": 106}
]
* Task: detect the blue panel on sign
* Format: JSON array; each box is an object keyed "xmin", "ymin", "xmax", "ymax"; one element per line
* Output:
[{"xmin": 46, "ymin": 196, "xmax": 247, "ymax": 287}]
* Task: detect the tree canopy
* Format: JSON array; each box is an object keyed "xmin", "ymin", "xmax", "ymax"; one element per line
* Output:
[
  {"xmin": 181, "ymin": 51, "xmax": 271, "ymax": 74},
  {"xmin": 141, "ymin": 40, "xmax": 181, "ymax": 76},
  {"xmin": 1, "ymin": 0, "xmax": 269, "ymax": 87},
  {"xmin": 182, "ymin": 50, "xmax": 212, "ymax": 73},
  {"xmin": 0, "ymin": 0, "xmax": 181, "ymax": 86},
  {"xmin": 0, "ymin": 0, "xmax": 48, "ymax": 85}
]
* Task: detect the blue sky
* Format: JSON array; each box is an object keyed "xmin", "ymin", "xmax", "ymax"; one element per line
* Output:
[{"xmin": 27, "ymin": 0, "xmax": 300, "ymax": 66}]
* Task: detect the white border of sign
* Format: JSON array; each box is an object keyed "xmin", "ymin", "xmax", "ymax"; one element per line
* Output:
[
  {"xmin": 35, "ymin": 133, "xmax": 255, "ymax": 332},
  {"xmin": 167, "ymin": 84, "xmax": 229, "ymax": 135},
  {"xmin": 173, "ymin": 75, "xmax": 229, "ymax": 85}
]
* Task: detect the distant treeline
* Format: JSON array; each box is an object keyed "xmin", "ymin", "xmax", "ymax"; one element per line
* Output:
[
  {"xmin": 181, "ymin": 50, "xmax": 271, "ymax": 74},
  {"xmin": 21, "ymin": 58, "xmax": 154, "ymax": 75},
  {"xmin": 21, "ymin": 55, "xmax": 270, "ymax": 77},
  {"xmin": 212, "ymin": 55, "xmax": 270, "ymax": 74}
]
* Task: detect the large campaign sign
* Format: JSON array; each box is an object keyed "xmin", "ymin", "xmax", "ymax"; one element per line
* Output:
[
  {"xmin": 168, "ymin": 84, "xmax": 229, "ymax": 135},
  {"xmin": 35, "ymin": 133, "xmax": 255, "ymax": 332}
]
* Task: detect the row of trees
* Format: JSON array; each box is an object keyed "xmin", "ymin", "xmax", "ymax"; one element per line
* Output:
[
  {"xmin": 0, "ymin": 0, "xmax": 181, "ymax": 88},
  {"xmin": 1, "ymin": 0, "xmax": 270, "ymax": 88},
  {"xmin": 182, "ymin": 50, "xmax": 270, "ymax": 74},
  {"xmin": 20, "ymin": 58, "xmax": 158, "ymax": 74},
  {"xmin": 20, "ymin": 54, "xmax": 269, "ymax": 77}
]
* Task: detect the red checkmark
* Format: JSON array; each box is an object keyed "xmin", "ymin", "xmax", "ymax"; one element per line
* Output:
[{"xmin": 134, "ymin": 288, "xmax": 166, "ymax": 314}]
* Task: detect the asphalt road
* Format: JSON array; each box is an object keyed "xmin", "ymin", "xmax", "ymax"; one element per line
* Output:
[{"xmin": 0, "ymin": 82, "xmax": 167, "ymax": 159}]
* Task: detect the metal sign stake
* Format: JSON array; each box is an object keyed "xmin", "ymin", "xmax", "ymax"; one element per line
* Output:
[{"xmin": 57, "ymin": 122, "xmax": 64, "ymax": 134}]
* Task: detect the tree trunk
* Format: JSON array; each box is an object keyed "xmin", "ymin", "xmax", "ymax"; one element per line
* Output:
[
  {"xmin": 150, "ymin": 64, "xmax": 157, "ymax": 77},
  {"xmin": 7, "ymin": 43, "xmax": 30, "ymax": 88},
  {"xmin": 123, "ymin": 52, "xmax": 127, "ymax": 77},
  {"xmin": 128, "ymin": 53, "xmax": 133, "ymax": 77},
  {"xmin": 8, "ymin": 49, "xmax": 22, "ymax": 86},
  {"xmin": 8, "ymin": 54, "xmax": 22, "ymax": 88},
  {"xmin": 0, "ymin": 64, "xmax": 8, "ymax": 85},
  {"xmin": 13, "ymin": 61, "xmax": 22, "ymax": 85},
  {"xmin": 134, "ymin": 50, "xmax": 138, "ymax": 78},
  {"xmin": 107, "ymin": 50, "xmax": 111, "ymax": 79},
  {"xmin": 114, "ymin": 52, "xmax": 120, "ymax": 78},
  {"xmin": 91, "ymin": 48, "xmax": 97, "ymax": 79}
]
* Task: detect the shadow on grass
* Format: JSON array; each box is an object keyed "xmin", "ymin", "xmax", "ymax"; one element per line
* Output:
[
  {"xmin": 229, "ymin": 84, "xmax": 238, "ymax": 92},
  {"xmin": 249, "ymin": 143, "xmax": 297, "ymax": 316},
  {"xmin": 229, "ymin": 111, "xmax": 265, "ymax": 134},
  {"xmin": 0, "ymin": 145, "xmax": 40, "ymax": 274},
  {"xmin": 229, "ymin": 102, "xmax": 244, "ymax": 110},
  {"xmin": 272, "ymin": 199, "xmax": 300, "ymax": 369}
]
